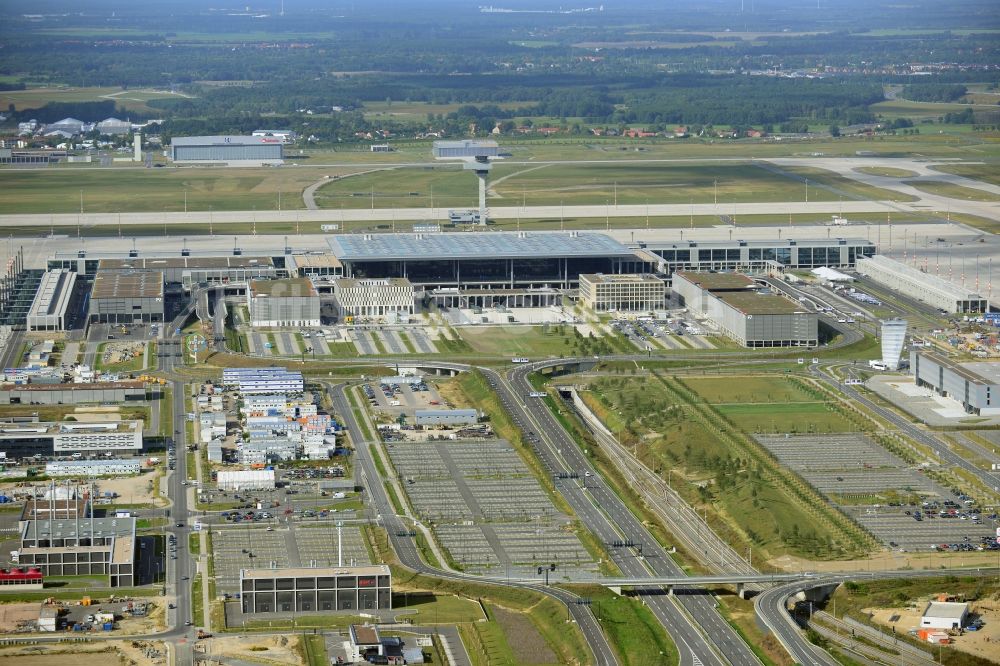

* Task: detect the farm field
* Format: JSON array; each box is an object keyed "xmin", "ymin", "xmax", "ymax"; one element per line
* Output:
[
  {"xmin": 904, "ymin": 179, "xmax": 1000, "ymax": 202},
  {"xmin": 0, "ymin": 85, "xmax": 194, "ymax": 113}
]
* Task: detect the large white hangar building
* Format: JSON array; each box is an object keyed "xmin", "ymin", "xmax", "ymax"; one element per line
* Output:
[{"xmin": 169, "ymin": 135, "xmax": 284, "ymax": 165}]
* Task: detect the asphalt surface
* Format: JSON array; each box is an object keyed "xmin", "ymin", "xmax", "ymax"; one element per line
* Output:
[
  {"xmin": 326, "ymin": 382, "xmax": 622, "ymax": 666},
  {"xmin": 492, "ymin": 366, "xmax": 760, "ymax": 666}
]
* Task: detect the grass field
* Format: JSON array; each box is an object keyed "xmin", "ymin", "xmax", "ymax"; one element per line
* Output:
[
  {"xmin": 774, "ymin": 165, "xmax": 919, "ymax": 202},
  {"xmin": 683, "ymin": 376, "xmax": 818, "ymax": 404},
  {"xmin": 565, "ymin": 586, "xmax": 678, "ymax": 666},
  {"xmin": 853, "ymin": 166, "xmax": 919, "ymax": 178},
  {"xmin": 459, "ymin": 325, "xmax": 583, "ymax": 357},
  {"xmin": 903, "ymin": 179, "xmax": 1000, "ymax": 202},
  {"xmin": 315, "ymin": 161, "xmax": 886, "ymax": 210},
  {"xmin": 0, "ymin": 85, "xmax": 194, "ymax": 113},
  {"xmin": 929, "ymin": 163, "xmax": 1000, "ymax": 187},
  {"xmin": 715, "ymin": 402, "xmax": 857, "ymax": 434},
  {"xmin": 0, "ymin": 165, "xmax": 365, "ymax": 214}
]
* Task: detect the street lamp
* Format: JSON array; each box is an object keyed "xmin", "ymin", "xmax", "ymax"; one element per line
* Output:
[{"xmin": 537, "ymin": 563, "xmax": 556, "ymax": 586}]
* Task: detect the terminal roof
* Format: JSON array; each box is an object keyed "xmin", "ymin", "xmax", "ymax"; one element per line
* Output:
[{"xmin": 327, "ymin": 232, "xmax": 632, "ymax": 261}]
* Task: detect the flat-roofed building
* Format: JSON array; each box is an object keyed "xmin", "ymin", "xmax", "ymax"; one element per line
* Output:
[
  {"xmin": 911, "ymin": 351, "xmax": 1000, "ymax": 415},
  {"xmin": 18, "ymin": 516, "xmax": 135, "ymax": 587},
  {"xmin": 579, "ymin": 273, "xmax": 665, "ymax": 312},
  {"xmin": 222, "ymin": 367, "xmax": 303, "ymax": 394},
  {"xmin": 217, "ymin": 469, "xmax": 276, "ymax": 491},
  {"xmin": 240, "ymin": 565, "xmax": 391, "ymax": 614},
  {"xmin": 45, "ymin": 458, "xmax": 143, "ymax": 477},
  {"xmin": 248, "ymin": 278, "xmax": 320, "ymax": 327},
  {"xmin": 644, "ymin": 238, "xmax": 876, "ymax": 275},
  {"xmin": 857, "ymin": 255, "xmax": 987, "ymax": 313},
  {"xmin": 332, "ymin": 277, "xmax": 414, "ymax": 320},
  {"xmin": 88, "ymin": 271, "xmax": 164, "ymax": 324},
  {"xmin": 327, "ymin": 231, "xmax": 642, "ymax": 289},
  {"xmin": 920, "ymin": 601, "xmax": 969, "ymax": 630},
  {"xmin": 170, "ymin": 135, "xmax": 284, "ymax": 165},
  {"xmin": 26, "ymin": 270, "xmax": 77, "ymax": 331},
  {"xmin": 289, "ymin": 254, "xmax": 343, "ymax": 278},
  {"xmin": 0, "ymin": 381, "xmax": 146, "ymax": 406},
  {"xmin": 96, "ymin": 256, "xmax": 279, "ymax": 286},
  {"xmin": 432, "ymin": 139, "xmax": 499, "ymax": 159},
  {"xmin": 414, "ymin": 409, "xmax": 479, "ymax": 426},
  {"xmin": 0, "ymin": 420, "xmax": 143, "ymax": 458},
  {"xmin": 675, "ymin": 272, "xmax": 817, "ymax": 347}
]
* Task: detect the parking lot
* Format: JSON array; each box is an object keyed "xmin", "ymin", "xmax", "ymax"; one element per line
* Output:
[
  {"xmin": 386, "ymin": 440, "xmax": 597, "ymax": 576},
  {"xmin": 757, "ymin": 433, "xmax": 999, "ymax": 552},
  {"xmin": 212, "ymin": 524, "xmax": 371, "ymax": 595},
  {"xmin": 363, "ymin": 378, "xmax": 446, "ymax": 414}
]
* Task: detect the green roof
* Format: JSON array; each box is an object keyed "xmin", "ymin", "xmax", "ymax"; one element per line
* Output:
[
  {"xmin": 716, "ymin": 291, "xmax": 806, "ymax": 315},
  {"xmin": 674, "ymin": 271, "xmax": 756, "ymax": 291},
  {"xmin": 250, "ymin": 278, "xmax": 317, "ymax": 297}
]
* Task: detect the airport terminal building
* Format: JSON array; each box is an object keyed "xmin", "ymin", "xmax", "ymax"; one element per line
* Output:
[
  {"xmin": 645, "ymin": 238, "xmax": 875, "ymax": 275},
  {"xmin": 326, "ymin": 232, "xmax": 648, "ymax": 290}
]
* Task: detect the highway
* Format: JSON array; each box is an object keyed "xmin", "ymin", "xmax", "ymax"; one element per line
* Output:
[
  {"xmin": 492, "ymin": 366, "xmax": 762, "ymax": 666},
  {"xmin": 326, "ymin": 382, "xmax": 622, "ymax": 666}
]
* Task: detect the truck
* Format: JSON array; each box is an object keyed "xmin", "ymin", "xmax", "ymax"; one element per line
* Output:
[
  {"xmin": 528, "ymin": 392, "xmax": 547, "ymax": 398},
  {"xmin": 511, "ymin": 357, "xmax": 529, "ymax": 364},
  {"xmin": 868, "ymin": 360, "xmax": 889, "ymax": 371}
]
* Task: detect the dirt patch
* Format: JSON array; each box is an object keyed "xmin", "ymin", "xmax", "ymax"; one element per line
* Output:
[
  {"xmin": 0, "ymin": 603, "xmax": 38, "ymax": 632},
  {"xmin": 864, "ymin": 596, "xmax": 1000, "ymax": 661},
  {"xmin": 492, "ymin": 605, "xmax": 557, "ymax": 665},
  {"xmin": 769, "ymin": 550, "xmax": 1000, "ymax": 573},
  {"xmin": 0, "ymin": 639, "xmax": 167, "ymax": 666},
  {"xmin": 204, "ymin": 634, "xmax": 302, "ymax": 665}
]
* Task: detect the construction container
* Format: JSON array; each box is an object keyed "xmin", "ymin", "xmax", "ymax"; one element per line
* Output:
[{"xmin": 102, "ymin": 622, "xmax": 114, "ymax": 631}]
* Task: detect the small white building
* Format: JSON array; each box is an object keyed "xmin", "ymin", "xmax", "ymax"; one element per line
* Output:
[
  {"xmin": 216, "ymin": 469, "xmax": 276, "ymax": 491},
  {"xmin": 247, "ymin": 278, "xmax": 320, "ymax": 328},
  {"xmin": 45, "ymin": 458, "xmax": 143, "ymax": 477},
  {"xmin": 920, "ymin": 601, "xmax": 968, "ymax": 630}
]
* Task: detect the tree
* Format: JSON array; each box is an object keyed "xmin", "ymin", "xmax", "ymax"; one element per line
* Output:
[{"xmin": 828, "ymin": 124, "xmax": 841, "ymax": 137}]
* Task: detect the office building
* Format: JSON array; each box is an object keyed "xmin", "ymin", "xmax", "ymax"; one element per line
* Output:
[
  {"xmin": 880, "ymin": 319, "xmax": 908, "ymax": 370},
  {"xmin": 169, "ymin": 135, "xmax": 284, "ymax": 165},
  {"xmin": 240, "ymin": 565, "xmax": 391, "ymax": 614},
  {"xmin": 0, "ymin": 420, "xmax": 144, "ymax": 458},
  {"xmin": 248, "ymin": 278, "xmax": 320, "ymax": 327},
  {"xmin": 26, "ymin": 270, "xmax": 77, "ymax": 332},
  {"xmin": 856, "ymin": 255, "xmax": 987, "ymax": 314},
  {"xmin": 88, "ymin": 271, "xmax": 164, "ymax": 324},
  {"xmin": 911, "ymin": 351, "xmax": 1000, "ymax": 416},
  {"xmin": 332, "ymin": 278, "xmax": 414, "ymax": 319},
  {"xmin": 222, "ymin": 368, "xmax": 303, "ymax": 395},
  {"xmin": 578, "ymin": 273, "xmax": 665, "ymax": 312}
]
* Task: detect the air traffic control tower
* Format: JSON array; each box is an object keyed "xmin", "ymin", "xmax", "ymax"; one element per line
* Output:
[
  {"xmin": 880, "ymin": 319, "xmax": 908, "ymax": 370},
  {"xmin": 432, "ymin": 139, "xmax": 501, "ymax": 224}
]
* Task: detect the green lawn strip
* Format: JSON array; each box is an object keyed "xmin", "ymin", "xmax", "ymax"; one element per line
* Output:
[
  {"xmin": 413, "ymin": 530, "xmax": 444, "ymax": 570},
  {"xmin": 189, "ymin": 533, "xmax": 200, "ymax": 556},
  {"xmin": 564, "ymin": 585, "xmax": 678, "ymax": 666},
  {"xmin": 854, "ymin": 166, "xmax": 919, "ymax": 178},
  {"xmin": 0, "ymin": 588, "xmax": 162, "ymax": 601},
  {"xmin": 345, "ymin": 387, "xmax": 374, "ymax": 441},
  {"xmin": 369, "ymin": 444, "xmax": 388, "ymax": 478},
  {"xmin": 397, "ymin": 330, "xmax": 418, "ymax": 354},
  {"xmin": 776, "ymin": 164, "xmax": 920, "ymax": 202},
  {"xmin": 903, "ymin": 179, "xmax": 1000, "ymax": 202},
  {"xmin": 371, "ymin": 333, "xmax": 388, "ymax": 355},
  {"xmin": 299, "ymin": 634, "xmax": 328, "ymax": 666},
  {"xmin": 191, "ymin": 573, "xmax": 204, "ymax": 626}
]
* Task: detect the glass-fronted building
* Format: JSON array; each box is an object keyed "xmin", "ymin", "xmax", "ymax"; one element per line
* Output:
[
  {"xmin": 642, "ymin": 238, "xmax": 875, "ymax": 274},
  {"xmin": 240, "ymin": 565, "xmax": 391, "ymax": 614}
]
